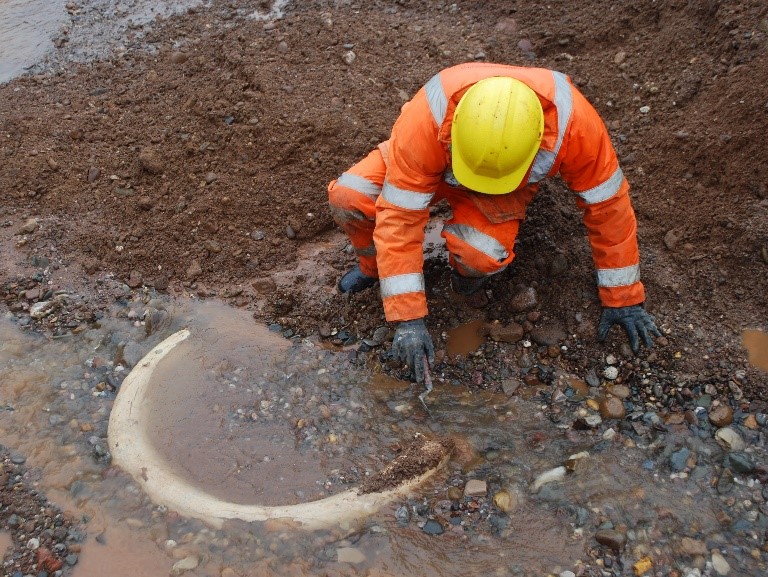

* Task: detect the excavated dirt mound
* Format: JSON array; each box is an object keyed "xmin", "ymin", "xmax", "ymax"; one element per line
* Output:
[{"xmin": 0, "ymin": 0, "xmax": 766, "ymax": 395}]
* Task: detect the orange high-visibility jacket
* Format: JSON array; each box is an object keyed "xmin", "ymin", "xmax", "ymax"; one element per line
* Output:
[{"xmin": 376, "ymin": 63, "xmax": 645, "ymax": 322}]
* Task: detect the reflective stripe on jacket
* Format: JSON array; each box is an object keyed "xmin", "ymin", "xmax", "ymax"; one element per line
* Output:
[{"xmin": 375, "ymin": 63, "xmax": 645, "ymax": 321}]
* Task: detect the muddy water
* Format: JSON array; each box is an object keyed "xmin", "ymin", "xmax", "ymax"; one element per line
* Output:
[
  {"xmin": 0, "ymin": 0, "xmax": 69, "ymax": 83},
  {"xmin": 446, "ymin": 319, "xmax": 487, "ymax": 356},
  {"xmin": 145, "ymin": 304, "xmax": 347, "ymax": 506},
  {"xmin": 743, "ymin": 329, "xmax": 768, "ymax": 371},
  {"xmin": 0, "ymin": 300, "xmax": 737, "ymax": 576}
]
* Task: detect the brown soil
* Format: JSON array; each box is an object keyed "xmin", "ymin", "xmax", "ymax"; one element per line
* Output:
[
  {"xmin": 359, "ymin": 436, "xmax": 453, "ymax": 494},
  {"xmin": 1, "ymin": 1, "xmax": 767, "ymax": 417}
]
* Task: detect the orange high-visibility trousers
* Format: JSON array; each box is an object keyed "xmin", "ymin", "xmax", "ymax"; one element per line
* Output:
[{"xmin": 328, "ymin": 143, "xmax": 524, "ymax": 280}]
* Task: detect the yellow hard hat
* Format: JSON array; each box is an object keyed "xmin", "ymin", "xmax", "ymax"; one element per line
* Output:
[{"xmin": 451, "ymin": 77, "xmax": 544, "ymax": 194}]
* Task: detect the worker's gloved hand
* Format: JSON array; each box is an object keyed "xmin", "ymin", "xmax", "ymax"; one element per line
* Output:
[
  {"xmin": 391, "ymin": 319, "xmax": 435, "ymax": 383},
  {"xmin": 597, "ymin": 304, "xmax": 661, "ymax": 353}
]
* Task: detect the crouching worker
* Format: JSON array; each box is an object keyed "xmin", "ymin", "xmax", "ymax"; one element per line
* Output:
[{"xmin": 328, "ymin": 63, "xmax": 660, "ymax": 383}]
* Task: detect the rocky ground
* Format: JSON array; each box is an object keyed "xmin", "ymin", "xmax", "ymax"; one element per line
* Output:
[
  {"xmin": 1, "ymin": 0, "xmax": 768, "ymax": 576},
  {"xmin": 0, "ymin": 451, "xmax": 85, "ymax": 577}
]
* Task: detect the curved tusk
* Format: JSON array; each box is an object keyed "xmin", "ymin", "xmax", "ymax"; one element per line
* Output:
[{"xmin": 108, "ymin": 329, "xmax": 450, "ymax": 530}]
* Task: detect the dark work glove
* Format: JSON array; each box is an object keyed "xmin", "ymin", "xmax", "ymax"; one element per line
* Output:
[
  {"xmin": 597, "ymin": 304, "xmax": 661, "ymax": 353},
  {"xmin": 391, "ymin": 319, "xmax": 435, "ymax": 383}
]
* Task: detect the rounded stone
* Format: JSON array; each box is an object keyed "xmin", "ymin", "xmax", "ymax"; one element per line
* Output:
[
  {"xmin": 599, "ymin": 396, "xmax": 626, "ymax": 420},
  {"xmin": 709, "ymin": 405, "xmax": 734, "ymax": 427}
]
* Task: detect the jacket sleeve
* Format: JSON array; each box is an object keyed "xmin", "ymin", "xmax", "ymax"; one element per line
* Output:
[
  {"xmin": 374, "ymin": 88, "xmax": 448, "ymax": 322},
  {"xmin": 557, "ymin": 88, "xmax": 646, "ymax": 308}
]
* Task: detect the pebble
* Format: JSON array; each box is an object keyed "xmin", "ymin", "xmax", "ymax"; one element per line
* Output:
[
  {"xmin": 336, "ymin": 547, "xmax": 365, "ymax": 564},
  {"xmin": 169, "ymin": 52, "xmax": 188, "ymax": 64},
  {"xmin": 171, "ymin": 556, "xmax": 199, "ymax": 575},
  {"xmin": 422, "ymin": 519, "xmax": 444, "ymax": 535},
  {"xmin": 363, "ymin": 326, "xmax": 388, "ymax": 346},
  {"xmin": 548, "ymin": 253, "xmax": 569, "ymax": 276},
  {"xmin": 696, "ymin": 396, "xmax": 712, "ymax": 411},
  {"xmin": 711, "ymin": 551, "xmax": 730, "ymax": 575},
  {"xmin": 494, "ymin": 17, "xmax": 518, "ymax": 35},
  {"xmin": 633, "ymin": 557, "xmax": 653, "ymax": 575},
  {"xmin": 517, "ymin": 39, "xmax": 534, "ymax": 52},
  {"xmin": 201, "ymin": 240, "xmax": 221, "ymax": 256},
  {"xmin": 680, "ymin": 537, "xmax": 707, "ymax": 556},
  {"xmin": 709, "ymin": 405, "xmax": 733, "ymax": 427},
  {"xmin": 715, "ymin": 427, "xmax": 745, "ymax": 452},
  {"xmin": 138, "ymin": 147, "xmax": 164, "ymax": 174},
  {"xmin": 743, "ymin": 414, "xmax": 759, "ymax": 429},
  {"xmin": 509, "ymin": 287, "xmax": 537, "ymax": 312},
  {"xmin": 492, "ymin": 489, "xmax": 517, "ymax": 512},
  {"xmin": 186, "ymin": 260, "xmax": 203, "ymax": 280},
  {"xmin": 488, "ymin": 322, "xmax": 524, "ymax": 343},
  {"xmin": 617, "ymin": 343, "xmax": 633, "ymax": 359},
  {"xmin": 723, "ymin": 452, "xmax": 754, "ymax": 474},
  {"xmin": 501, "ymin": 378, "xmax": 522, "ymax": 395},
  {"xmin": 670, "ymin": 447, "xmax": 690, "ymax": 471},
  {"xmin": 664, "ymin": 229, "xmax": 680, "ymax": 250},
  {"xmin": 126, "ymin": 270, "xmax": 143, "ymax": 288},
  {"xmin": 464, "ymin": 479, "xmax": 487, "ymax": 497},
  {"xmin": 608, "ymin": 384, "xmax": 630, "ymax": 398},
  {"xmin": 717, "ymin": 469, "xmax": 735, "ymax": 494},
  {"xmin": 582, "ymin": 414, "xmax": 603, "ymax": 428},
  {"xmin": 603, "ymin": 366, "xmax": 619, "ymax": 380},
  {"xmin": 580, "ymin": 374, "xmax": 598, "ymax": 391},
  {"xmin": 341, "ymin": 50, "xmax": 356, "ymax": 65},
  {"xmin": 447, "ymin": 486, "xmax": 463, "ymax": 501},
  {"xmin": 19, "ymin": 218, "xmax": 39, "ymax": 234},
  {"xmin": 595, "ymin": 529, "xmax": 627, "ymax": 551},
  {"xmin": 599, "ymin": 396, "xmax": 626, "ymax": 420}
]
